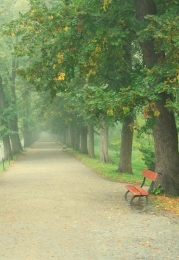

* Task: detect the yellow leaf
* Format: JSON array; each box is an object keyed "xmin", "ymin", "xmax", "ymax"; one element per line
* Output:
[
  {"xmin": 103, "ymin": 0, "xmax": 112, "ymax": 11},
  {"xmin": 57, "ymin": 53, "xmax": 64, "ymax": 64},
  {"xmin": 107, "ymin": 108, "xmax": 113, "ymax": 116},
  {"xmin": 54, "ymin": 72, "xmax": 65, "ymax": 81},
  {"xmin": 154, "ymin": 110, "xmax": 160, "ymax": 117},
  {"xmin": 64, "ymin": 26, "xmax": 69, "ymax": 31}
]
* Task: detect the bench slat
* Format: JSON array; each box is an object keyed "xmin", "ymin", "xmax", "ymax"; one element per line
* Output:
[
  {"xmin": 142, "ymin": 169, "xmax": 158, "ymax": 181},
  {"xmin": 126, "ymin": 185, "xmax": 148, "ymax": 196}
]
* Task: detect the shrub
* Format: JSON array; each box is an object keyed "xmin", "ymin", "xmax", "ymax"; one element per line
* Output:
[{"xmin": 139, "ymin": 145, "xmax": 155, "ymax": 171}]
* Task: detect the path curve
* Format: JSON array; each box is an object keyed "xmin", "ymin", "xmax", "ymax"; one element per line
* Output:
[{"xmin": 0, "ymin": 132, "xmax": 179, "ymax": 260}]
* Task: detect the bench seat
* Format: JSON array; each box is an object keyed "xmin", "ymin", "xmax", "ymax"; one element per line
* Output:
[{"xmin": 125, "ymin": 185, "xmax": 148, "ymax": 196}]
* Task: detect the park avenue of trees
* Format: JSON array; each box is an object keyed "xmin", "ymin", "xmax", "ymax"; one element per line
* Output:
[{"xmin": 0, "ymin": 0, "xmax": 179, "ymax": 196}]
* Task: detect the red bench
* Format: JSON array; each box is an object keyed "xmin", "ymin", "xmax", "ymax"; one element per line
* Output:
[{"xmin": 125, "ymin": 169, "xmax": 159, "ymax": 212}]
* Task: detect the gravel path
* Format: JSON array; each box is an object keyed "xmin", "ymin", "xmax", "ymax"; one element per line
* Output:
[{"xmin": 0, "ymin": 132, "xmax": 179, "ymax": 260}]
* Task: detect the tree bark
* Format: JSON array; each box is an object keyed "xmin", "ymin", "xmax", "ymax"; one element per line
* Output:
[
  {"xmin": 134, "ymin": 0, "xmax": 158, "ymax": 67},
  {"xmin": 62, "ymin": 127, "xmax": 67, "ymax": 144},
  {"xmin": 118, "ymin": 37, "xmax": 133, "ymax": 173},
  {"xmin": 134, "ymin": 0, "xmax": 179, "ymax": 195},
  {"xmin": 100, "ymin": 120, "xmax": 111, "ymax": 163},
  {"xmin": 22, "ymin": 88, "xmax": 33, "ymax": 148},
  {"xmin": 23, "ymin": 130, "xmax": 31, "ymax": 147},
  {"xmin": 3, "ymin": 135, "xmax": 12, "ymax": 160},
  {"xmin": 10, "ymin": 130, "xmax": 23, "ymax": 155},
  {"xmin": 0, "ymin": 78, "xmax": 12, "ymax": 160},
  {"xmin": 74, "ymin": 126, "xmax": 80, "ymax": 151},
  {"xmin": 70, "ymin": 124, "xmax": 75, "ymax": 148},
  {"xmin": 10, "ymin": 57, "xmax": 22, "ymax": 155},
  {"xmin": 153, "ymin": 93, "xmax": 179, "ymax": 195},
  {"xmin": 59, "ymin": 126, "xmax": 67, "ymax": 144},
  {"xmin": 66, "ymin": 124, "xmax": 72, "ymax": 147},
  {"xmin": 118, "ymin": 116, "xmax": 133, "ymax": 174},
  {"xmin": 88, "ymin": 124, "xmax": 95, "ymax": 158},
  {"xmin": 80, "ymin": 126, "xmax": 88, "ymax": 154}
]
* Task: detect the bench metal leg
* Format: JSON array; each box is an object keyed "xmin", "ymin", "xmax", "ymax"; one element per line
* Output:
[
  {"xmin": 130, "ymin": 195, "xmax": 148, "ymax": 212},
  {"xmin": 124, "ymin": 190, "xmax": 133, "ymax": 204},
  {"xmin": 125, "ymin": 190, "xmax": 130, "ymax": 203}
]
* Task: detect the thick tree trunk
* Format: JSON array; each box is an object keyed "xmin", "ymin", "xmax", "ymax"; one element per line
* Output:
[
  {"xmin": 10, "ymin": 114, "xmax": 23, "ymax": 155},
  {"xmin": 66, "ymin": 124, "xmax": 79, "ymax": 149},
  {"xmin": 134, "ymin": 0, "xmax": 179, "ymax": 195},
  {"xmin": 118, "ymin": 36, "xmax": 133, "ymax": 173},
  {"xmin": 118, "ymin": 116, "xmax": 133, "ymax": 174},
  {"xmin": 10, "ymin": 130, "xmax": 23, "ymax": 155},
  {"xmin": 80, "ymin": 126, "xmax": 88, "ymax": 154},
  {"xmin": 153, "ymin": 93, "xmax": 179, "ymax": 195},
  {"xmin": 100, "ymin": 120, "xmax": 111, "ymax": 163},
  {"xmin": 3, "ymin": 135, "xmax": 12, "ymax": 160},
  {"xmin": 88, "ymin": 124, "xmax": 95, "ymax": 158}
]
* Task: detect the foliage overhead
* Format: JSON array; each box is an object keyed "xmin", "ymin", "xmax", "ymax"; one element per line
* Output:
[{"xmin": 2, "ymin": 0, "xmax": 179, "ymax": 124}]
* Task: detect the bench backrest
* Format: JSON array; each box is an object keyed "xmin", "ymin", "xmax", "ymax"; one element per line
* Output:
[{"xmin": 142, "ymin": 169, "xmax": 158, "ymax": 181}]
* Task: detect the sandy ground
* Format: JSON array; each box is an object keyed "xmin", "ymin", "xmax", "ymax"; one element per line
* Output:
[{"xmin": 0, "ymin": 132, "xmax": 179, "ymax": 260}]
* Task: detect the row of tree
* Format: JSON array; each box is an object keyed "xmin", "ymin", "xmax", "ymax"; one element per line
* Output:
[
  {"xmin": 1, "ymin": 0, "xmax": 179, "ymax": 195},
  {"xmin": 0, "ymin": 0, "xmax": 40, "ymax": 160}
]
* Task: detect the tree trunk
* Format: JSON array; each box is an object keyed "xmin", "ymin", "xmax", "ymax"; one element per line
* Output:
[
  {"xmin": 66, "ymin": 124, "xmax": 72, "ymax": 147},
  {"xmin": 0, "ymin": 78, "xmax": 12, "ymax": 160},
  {"xmin": 59, "ymin": 126, "xmax": 66, "ymax": 144},
  {"xmin": 3, "ymin": 135, "xmax": 12, "ymax": 160},
  {"xmin": 10, "ymin": 57, "xmax": 22, "ymax": 155},
  {"xmin": 80, "ymin": 126, "xmax": 88, "ymax": 154},
  {"xmin": 62, "ymin": 128, "xmax": 67, "ymax": 144},
  {"xmin": 134, "ymin": 0, "xmax": 158, "ymax": 67},
  {"xmin": 74, "ymin": 126, "xmax": 80, "ymax": 151},
  {"xmin": 100, "ymin": 120, "xmax": 111, "ymax": 163},
  {"xmin": 70, "ymin": 124, "xmax": 75, "ymax": 148},
  {"xmin": 118, "ymin": 116, "xmax": 133, "ymax": 174},
  {"xmin": 88, "ymin": 124, "xmax": 95, "ymax": 158},
  {"xmin": 153, "ymin": 93, "xmax": 179, "ymax": 195},
  {"xmin": 134, "ymin": 0, "xmax": 179, "ymax": 195},
  {"xmin": 117, "ymin": 35, "xmax": 133, "ymax": 173},
  {"xmin": 23, "ymin": 130, "xmax": 31, "ymax": 147},
  {"xmin": 22, "ymin": 88, "xmax": 34, "ymax": 148},
  {"xmin": 10, "ymin": 130, "xmax": 23, "ymax": 155}
]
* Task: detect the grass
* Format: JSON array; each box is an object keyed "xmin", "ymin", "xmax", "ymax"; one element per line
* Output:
[
  {"xmin": 69, "ymin": 147, "xmax": 179, "ymax": 217},
  {"xmin": 0, "ymin": 153, "xmax": 22, "ymax": 174},
  {"xmin": 69, "ymin": 147, "xmax": 147, "ymax": 184},
  {"xmin": 0, "ymin": 159, "xmax": 11, "ymax": 173},
  {"xmin": 151, "ymin": 195, "xmax": 179, "ymax": 216}
]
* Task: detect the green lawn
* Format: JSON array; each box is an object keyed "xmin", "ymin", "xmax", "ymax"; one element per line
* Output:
[
  {"xmin": 0, "ymin": 160, "xmax": 9, "ymax": 173},
  {"xmin": 69, "ymin": 146, "xmax": 147, "ymax": 185}
]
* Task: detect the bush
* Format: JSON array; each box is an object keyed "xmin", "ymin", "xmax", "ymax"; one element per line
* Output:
[
  {"xmin": 150, "ymin": 184, "xmax": 164, "ymax": 195},
  {"xmin": 139, "ymin": 145, "xmax": 155, "ymax": 171}
]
